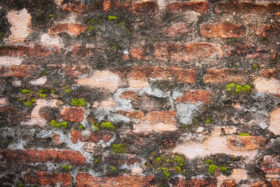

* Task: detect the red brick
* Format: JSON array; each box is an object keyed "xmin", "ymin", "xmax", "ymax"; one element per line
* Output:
[
  {"xmin": 127, "ymin": 66, "xmax": 196, "ymax": 84},
  {"xmin": 145, "ymin": 111, "xmax": 176, "ymax": 125},
  {"xmin": 69, "ymin": 44, "xmax": 95, "ymax": 57},
  {"xmin": 203, "ymin": 69, "xmax": 245, "ymax": 84},
  {"xmin": 49, "ymin": 23, "xmax": 87, "ymax": 36},
  {"xmin": 260, "ymin": 68, "xmax": 280, "ymax": 79},
  {"xmin": 104, "ymin": 154, "xmax": 141, "ymax": 166},
  {"xmin": 215, "ymin": 3, "xmax": 280, "ymax": 14},
  {"xmin": 115, "ymin": 110, "xmax": 145, "ymax": 120},
  {"xmin": 200, "ymin": 22, "xmax": 246, "ymax": 38},
  {"xmin": 70, "ymin": 130, "xmax": 114, "ymax": 144},
  {"xmin": 226, "ymin": 43, "xmax": 270, "ymax": 59},
  {"xmin": 62, "ymin": 2, "xmax": 87, "ymax": 13},
  {"xmin": 110, "ymin": 0, "xmax": 158, "ymax": 15},
  {"xmin": 227, "ymin": 136, "xmax": 265, "ymax": 151},
  {"xmin": 76, "ymin": 173, "xmax": 154, "ymax": 187},
  {"xmin": 261, "ymin": 156, "xmax": 280, "ymax": 175},
  {"xmin": 270, "ymin": 180, "xmax": 280, "ymax": 187},
  {"xmin": 23, "ymin": 171, "xmax": 71, "ymax": 186},
  {"xmin": 256, "ymin": 25, "xmax": 280, "ymax": 38},
  {"xmin": 103, "ymin": 0, "xmax": 111, "ymax": 11},
  {"xmin": 154, "ymin": 42, "xmax": 222, "ymax": 62},
  {"xmin": 119, "ymin": 90, "xmax": 140, "ymax": 100},
  {"xmin": 176, "ymin": 90, "xmax": 211, "ymax": 104},
  {"xmin": 60, "ymin": 107, "xmax": 85, "ymax": 122},
  {"xmin": 130, "ymin": 47, "xmax": 145, "ymax": 60},
  {"xmin": 171, "ymin": 177, "xmax": 215, "ymax": 187},
  {"xmin": 0, "ymin": 149, "xmax": 86, "ymax": 165},
  {"xmin": 162, "ymin": 22, "xmax": 189, "ymax": 37},
  {"xmin": 0, "ymin": 65, "xmax": 40, "ymax": 77},
  {"xmin": 149, "ymin": 67, "xmax": 196, "ymax": 84},
  {"xmin": 0, "ymin": 45, "xmax": 54, "ymax": 57},
  {"xmin": 166, "ymin": 2, "xmax": 209, "ymax": 13}
]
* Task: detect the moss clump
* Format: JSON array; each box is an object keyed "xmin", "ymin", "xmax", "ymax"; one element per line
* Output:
[
  {"xmin": 108, "ymin": 15, "xmax": 117, "ymax": 21},
  {"xmin": 93, "ymin": 123, "xmax": 100, "ymax": 130},
  {"xmin": 39, "ymin": 93, "xmax": 47, "ymax": 98},
  {"xmin": 95, "ymin": 158, "xmax": 100, "ymax": 163},
  {"xmin": 50, "ymin": 120, "xmax": 67, "ymax": 128},
  {"xmin": 101, "ymin": 121, "xmax": 114, "ymax": 130},
  {"xmin": 156, "ymin": 157, "xmax": 163, "ymax": 162},
  {"xmin": 252, "ymin": 64, "xmax": 258, "ymax": 70},
  {"xmin": 0, "ymin": 32, "xmax": 4, "ymax": 40},
  {"xmin": 22, "ymin": 89, "xmax": 33, "ymax": 95},
  {"xmin": 50, "ymin": 89, "xmax": 55, "ymax": 94},
  {"xmin": 71, "ymin": 98, "xmax": 85, "ymax": 107},
  {"xmin": 17, "ymin": 183, "xmax": 24, "ymax": 187},
  {"xmin": 49, "ymin": 13, "xmax": 54, "ymax": 18},
  {"xmin": 79, "ymin": 125, "xmax": 84, "ymax": 130},
  {"xmin": 174, "ymin": 155, "xmax": 184, "ymax": 167},
  {"xmin": 88, "ymin": 25, "xmax": 94, "ymax": 31},
  {"xmin": 239, "ymin": 133, "xmax": 250, "ymax": 136},
  {"xmin": 175, "ymin": 166, "xmax": 182, "ymax": 173},
  {"xmin": 208, "ymin": 164, "xmax": 217, "ymax": 174},
  {"xmin": 109, "ymin": 165, "xmax": 117, "ymax": 171},
  {"xmin": 205, "ymin": 118, "xmax": 211, "ymax": 124},
  {"xmin": 205, "ymin": 159, "xmax": 214, "ymax": 164},
  {"xmin": 112, "ymin": 144, "xmax": 126, "ymax": 153},
  {"xmin": 219, "ymin": 166, "xmax": 228, "ymax": 172},
  {"xmin": 161, "ymin": 168, "xmax": 170, "ymax": 178},
  {"xmin": 23, "ymin": 98, "xmax": 36, "ymax": 107},
  {"xmin": 193, "ymin": 117, "xmax": 198, "ymax": 122},
  {"xmin": 62, "ymin": 164, "xmax": 72, "ymax": 171},
  {"xmin": 225, "ymin": 83, "xmax": 252, "ymax": 94},
  {"xmin": 63, "ymin": 86, "xmax": 71, "ymax": 94}
]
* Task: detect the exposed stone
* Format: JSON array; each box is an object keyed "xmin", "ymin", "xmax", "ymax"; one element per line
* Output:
[
  {"xmin": 60, "ymin": 107, "xmax": 85, "ymax": 122},
  {"xmin": 269, "ymin": 108, "xmax": 280, "ymax": 135},
  {"xmin": 254, "ymin": 77, "xmax": 280, "ymax": 95}
]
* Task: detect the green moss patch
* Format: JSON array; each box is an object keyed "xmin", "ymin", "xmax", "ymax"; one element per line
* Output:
[
  {"xmin": 101, "ymin": 121, "xmax": 114, "ymax": 130},
  {"xmin": 225, "ymin": 83, "xmax": 252, "ymax": 94},
  {"xmin": 50, "ymin": 120, "xmax": 68, "ymax": 128},
  {"xmin": 71, "ymin": 98, "xmax": 86, "ymax": 107},
  {"xmin": 112, "ymin": 144, "xmax": 126, "ymax": 153}
]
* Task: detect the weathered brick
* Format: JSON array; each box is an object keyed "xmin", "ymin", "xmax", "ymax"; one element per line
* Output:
[
  {"xmin": 48, "ymin": 64, "xmax": 91, "ymax": 77},
  {"xmin": 200, "ymin": 22, "xmax": 246, "ymax": 38},
  {"xmin": 119, "ymin": 90, "xmax": 140, "ymax": 100},
  {"xmin": 215, "ymin": 3, "xmax": 280, "ymax": 14},
  {"xmin": 0, "ymin": 149, "xmax": 86, "ymax": 165},
  {"xmin": 69, "ymin": 44, "xmax": 95, "ymax": 57},
  {"xmin": 176, "ymin": 90, "xmax": 211, "ymax": 104},
  {"xmin": 6, "ymin": 8, "xmax": 31, "ymax": 43},
  {"xmin": 0, "ymin": 56, "xmax": 22, "ymax": 66},
  {"xmin": 52, "ymin": 133, "xmax": 62, "ymax": 145},
  {"xmin": 260, "ymin": 68, "xmax": 280, "ymax": 80},
  {"xmin": 104, "ymin": 154, "xmax": 141, "ymax": 166},
  {"xmin": 70, "ymin": 130, "xmax": 114, "ymax": 144},
  {"xmin": 254, "ymin": 77, "xmax": 280, "ymax": 96},
  {"xmin": 23, "ymin": 171, "xmax": 71, "ymax": 186},
  {"xmin": 269, "ymin": 108, "xmax": 280, "ymax": 135},
  {"xmin": 0, "ymin": 45, "xmax": 54, "ymax": 57},
  {"xmin": 203, "ymin": 69, "xmax": 245, "ymax": 84},
  {"xmin": 166, "ymin": 2, "xmax": 209, "ymax": 13},
  {"xmin": 49, "ymin": 23, "xmax": 87, "ymax": 36},
  {"xmin": 0, "ymin": 65, "xmax": 40, "ymax": 77},
  {"xmin": 62, "ymin": 2, "xmax": 88, "ymax": 13},
  {"xmin": 256, "ymin": 25, "xmax": 280, "ymax": 38},
  {"xmin": 162, "ymin": 22, "xmax": 189, "ymax": 37},
  {"xmin": 76, "ymin": 70, "xmax": 122, "ymax": 92},
  {"xmin": 145, "ymin": 111, "xmax": 176, "ymax": 125},
  {"xmin": 115, "ymin": 110, "xmax": 145, "ymax": 120},
  {"xmin": 60, "ymin": 107, "xmax": 85, "ymax": 122},
  {"xmin": 227, "ymin": 136, "xmax": 265, "ymax": 151},
  {"xmin": 76, "ymin": 173, "xmax": 154, "ymax": 187},
  {"xmin": 154, "ymin": 42, "xmax": 222, "ymax": 62}
]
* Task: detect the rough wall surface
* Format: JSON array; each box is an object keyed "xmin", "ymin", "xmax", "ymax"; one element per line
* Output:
[{"xmin": 0, "ymin": 0, "xmax": 280, "ymax": 186}]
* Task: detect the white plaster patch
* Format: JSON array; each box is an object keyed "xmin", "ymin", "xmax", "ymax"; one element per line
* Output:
[
  {"xmin": 6, "ymin": 8, "xmax": 31, "ymax": 43},
  {"xmin": 0, "ymin": 56, "xmax": 22, "ymax": 66},
  {"xmin": 133, "ymin": 122, "xmax": 177, "ymax": 134},
  {"xmin": 217, "ymin": 169, "xmax": 248, "ymax": 187},
  {"xmin": 269, "ymin": 107, "xmax": 280, "ymax": 135},
  {"xmin": 0, "ymin": 98, "xmax": 8, "ymax": 106},
  {"xmin": 176, "ymin": 103, "xmax": 202, "ymax": 125},
  {"xmin": 21, "ymin": 99, "xmax": 62, "ymax": 126},
  {"xmin": 29, "ymin": 76, "xmax": 47, "ymax": 85},
  {"xmin": 12, "ymin": 79, "xmax": 22, "ymax": 87}
]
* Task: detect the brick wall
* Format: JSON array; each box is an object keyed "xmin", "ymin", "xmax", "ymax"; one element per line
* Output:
[{"xmin": 0, "ymin": 0, "xmax": 279, "ymax": 186}]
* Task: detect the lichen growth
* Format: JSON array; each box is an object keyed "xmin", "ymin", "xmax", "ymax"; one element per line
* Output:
[
  {"xmin": 205, "ymin": 118, "xmax": 211, "ymax": 124},
  {"xmin": 71, "ymin": 98, "xmax": 85, "ymax": 107},
  {"xmin": 156, "ymin": 157, "xmax": 163, "ymax": 162},
  {"xmin": 50, "ymin": 120, "xmax": 67, "ymax": 128},
  {"xmin": 95, "ymin": 158, "xmax": 100, "ymax": 163},
  {"xmin": 219, "ymin": 166, "xmax": 228, "ymax": 172},
  {"xmin": 22, "ymin": 89, "xmax": 33, "ymax": 96},
  {"xmin": 252, "ymin": 64, "xmax": 258, "ymax": 70},
  {"xmin": 63, "ymin": 86, "xmax": 71, "ymax": 94},
  {"xmin": 93, "ymin": 123, "xmax": 99, "ymax": 130},
  {"xmin": 23, "ymin": 98, "xmax": 36, "ymax": 107},
  {"xmin": 112, "ymin": 144, "xmax": 126, "ymax": 153},
  {"xmin": 79, "ymin": 125, "xmax": 84, "ymax": 130},
  {"xmin": 101, "ymin": 121, "xmax": 114, "ymax": 130},
  {"xmin": 48, "ymin": 13, "xmax": 54, "ymax": 18}
]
